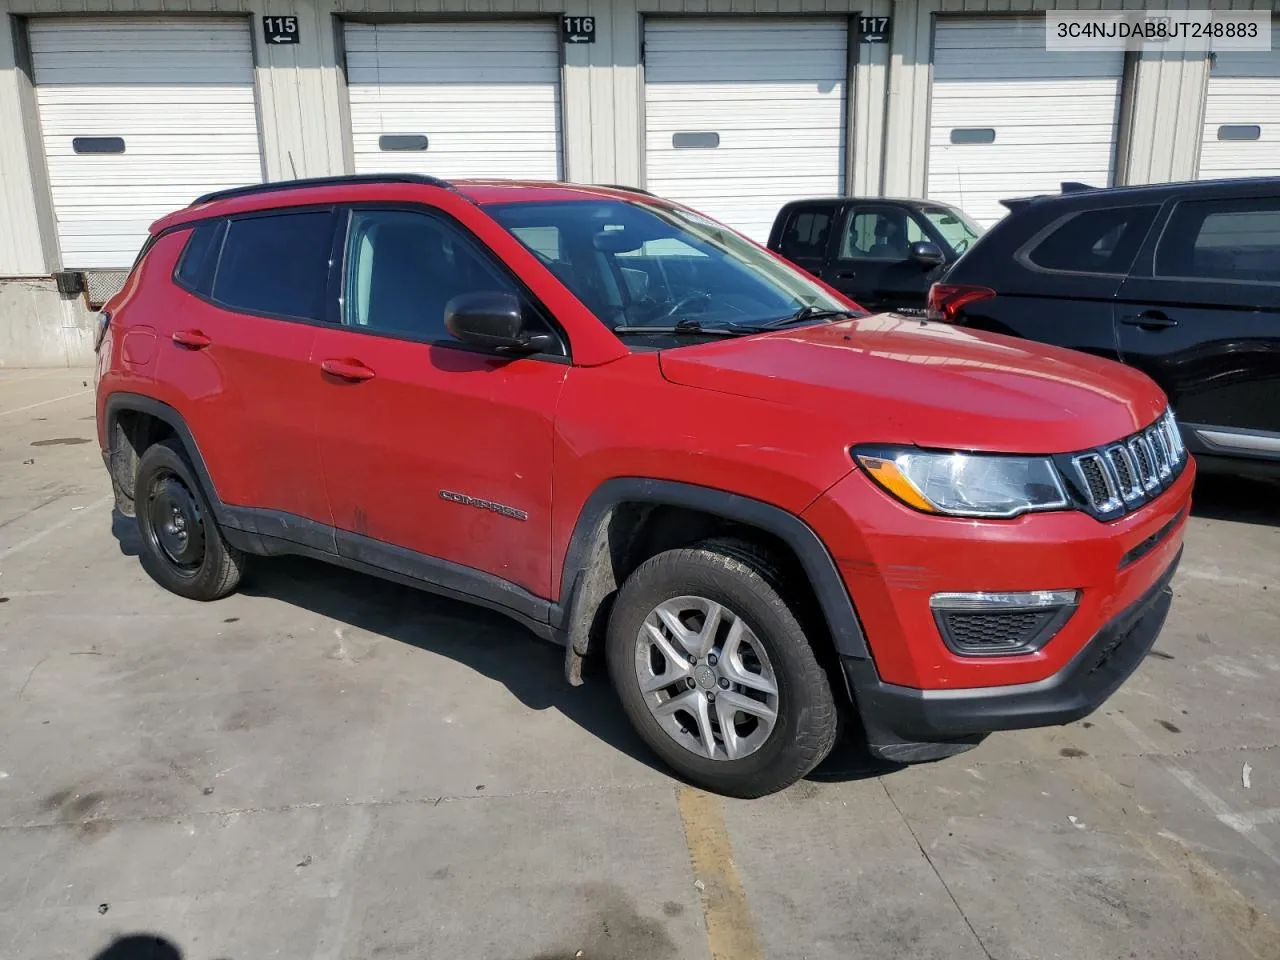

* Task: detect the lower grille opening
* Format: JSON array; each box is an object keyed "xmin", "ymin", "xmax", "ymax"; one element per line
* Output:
[{"xmin": 942, "ymin": 610, "xmax": 1057, "ymax": 653}]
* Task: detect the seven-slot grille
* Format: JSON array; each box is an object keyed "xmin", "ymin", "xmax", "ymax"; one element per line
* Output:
[{"xmin": 1070, "ymin": 410, "xmax": 1185, "ymax": 516}]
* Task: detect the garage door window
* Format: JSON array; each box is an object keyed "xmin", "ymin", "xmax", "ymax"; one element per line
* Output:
[
  {"xmin": 212, "ymin": 211, "xmax": 335, "ymax": 321},
  {"xmin": 1025, "ymin": 206, "xmax": 1158, "ymax": 275},
  {"xmin": 1156, "ymin": 198, "xmax": 1280, "ymax": 284}
]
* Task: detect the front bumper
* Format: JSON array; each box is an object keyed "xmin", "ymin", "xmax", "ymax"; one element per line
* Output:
[{"xmin": 844, "ymin": 548, "xmax": 1180, "ymax": 763}]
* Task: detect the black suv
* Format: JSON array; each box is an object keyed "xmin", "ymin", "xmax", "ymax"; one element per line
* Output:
[
  {"xmin": 930, "ymin": 178, "xmax": 1280, "ymax": 479},
  {"xmin": 768, "ymin": 198, "xmax": 982, "ymax": 315}
]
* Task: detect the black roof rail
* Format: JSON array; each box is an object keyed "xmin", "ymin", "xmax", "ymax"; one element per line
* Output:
[
  {"xmin": 597, "ymin": 183, "xmax": 656, "ymax": 196},
  {"xmin": 192, "ymin": 174, "xmax": 454, "ymax": 207}
]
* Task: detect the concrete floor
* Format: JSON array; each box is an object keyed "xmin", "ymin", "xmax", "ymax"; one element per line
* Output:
[{"xmin": 1, "ymin": 368, "xmax": 1278, "ymax": 960}]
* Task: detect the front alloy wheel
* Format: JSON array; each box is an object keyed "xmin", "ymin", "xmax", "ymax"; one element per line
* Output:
[
  {"xmin": 635, "ymin": 596, "xmax": 779, "ymax": 761},
  {"xmin": 606, "ymin": 538, "xmax": 838, "ymax": 798}
]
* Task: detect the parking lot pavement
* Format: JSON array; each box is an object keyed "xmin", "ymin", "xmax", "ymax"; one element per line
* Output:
[{"xmin": 1, "ymin": 369, "xmax": 1278, "ymax": 960}]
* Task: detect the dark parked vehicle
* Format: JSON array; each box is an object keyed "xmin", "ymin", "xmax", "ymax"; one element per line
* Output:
[
  {"xmin": 768, "ymin": 197, "xmax": 983, "ymax": 314},
  {"xmin": 929, "ymin": 178, "xmax": 1280, "ymax": 479}
]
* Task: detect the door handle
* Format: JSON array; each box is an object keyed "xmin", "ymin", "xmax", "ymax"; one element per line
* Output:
[
  {"xmin": 835, "ymin": 271, "xmax": 858, "ymax": 279},
  {"xmin": 321, "ymin": 358, "xmax": 376, "ymax": 382},
  {"xmin": 171, "ymin": 329, "xmax": 211, "ymax": 349},
  {"xmin": 1120, "ymin": 311, "xmax": 1178, "ymax": 330}
]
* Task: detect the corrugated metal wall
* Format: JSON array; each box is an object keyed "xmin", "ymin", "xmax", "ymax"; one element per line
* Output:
[{"xmin": 1, "ymin": 0, "xmax": 1277, "ymax": 281}]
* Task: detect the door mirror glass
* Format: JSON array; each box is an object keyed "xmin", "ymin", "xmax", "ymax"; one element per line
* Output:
[
  {"xmin": 909, "ymin": 241, "xmax": 945, "ymax": 266},
  {"xmin": 445, "ymin": 291, "xmax": 554, "ymax": 354}
]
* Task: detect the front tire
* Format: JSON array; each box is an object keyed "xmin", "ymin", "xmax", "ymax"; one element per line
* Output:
[
  {"xmin": 134, "ymin": 438, "xmax": 244, "ymax": 601},
  {"xmin": 606, "ymin": 538, "xmax": 838, "ymax": 798}
]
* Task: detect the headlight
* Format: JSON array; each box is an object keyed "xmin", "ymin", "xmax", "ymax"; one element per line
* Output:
[{"xmin": 853, "ymin": 446, "xmax": 1069, "ymax": 518}]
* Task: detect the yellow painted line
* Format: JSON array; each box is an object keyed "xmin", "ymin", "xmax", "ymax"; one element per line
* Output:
[{"xmin": 676, "ymin": 786, "xmax": 765, "ymax": 960}]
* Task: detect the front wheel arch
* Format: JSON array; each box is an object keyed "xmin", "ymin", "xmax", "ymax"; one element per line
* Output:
[{"xmin": 554, "ymin": 479, "xmax": 871, "ymax": 678}]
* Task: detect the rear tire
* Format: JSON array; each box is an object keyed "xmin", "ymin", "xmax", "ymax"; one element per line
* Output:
[
  {"xmin": 134, "ymin": 438, "xmax": 244, "ymax": 601},
  {"xmin": 606, "ymin": 538, "xmax": 838, "ymax": 798}
]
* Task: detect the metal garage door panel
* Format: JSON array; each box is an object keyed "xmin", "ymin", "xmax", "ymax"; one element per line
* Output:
[
  {"xmin": 30, "ymin": 18, "xmax": 262, "ymax": 270},
  {"xmin": 1200, "ymin": 50, "xmax": 1280, "ymax": 180},
  {"xmin": 928, "ymin": 18, "xmax": 1123, "ymax": 227},
  {"xmin": 345, "ymin": 22, "xmax": 562, "ymax": 181},
  {"xmin": 643, "ymin": 19, "xmax": 848, "ymax": 243}
]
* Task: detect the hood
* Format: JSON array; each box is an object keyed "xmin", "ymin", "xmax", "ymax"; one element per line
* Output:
[{"xmin": 657, "ymin": 314, "xmax": 1167, "ymax": 454}]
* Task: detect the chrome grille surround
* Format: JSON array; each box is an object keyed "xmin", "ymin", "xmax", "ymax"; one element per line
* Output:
[{"xmin": 1065, "ymin": 409, "xmax": 1188, "ymax": 518}]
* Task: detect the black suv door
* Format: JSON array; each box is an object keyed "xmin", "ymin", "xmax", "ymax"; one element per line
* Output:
[
  {"xmin": 1115, "ymin": 193, "xmax": 1280, "ymax": 461},
  {"xmin": 820, "ymin": 203, "xmax": 943, "ymax": 315},
  {"xmin": 772, "ymin": 201, "xmax": 842, "ymax": 278}
]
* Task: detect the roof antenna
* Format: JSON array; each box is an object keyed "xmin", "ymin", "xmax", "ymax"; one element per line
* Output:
[{"xmin": 287, "ymin": 151, "xmax": 298, "ymax": 180}]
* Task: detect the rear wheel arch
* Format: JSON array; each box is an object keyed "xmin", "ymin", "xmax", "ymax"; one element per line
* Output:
[
  {"xmin": 103, "ymin": 393, "xmax": 225, "ymax": 521},
  {"xmin": 554, "ymin": 478, "xmax": 871, "ymax": 683}
]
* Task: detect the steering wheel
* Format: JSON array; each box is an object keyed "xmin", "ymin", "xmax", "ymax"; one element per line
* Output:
[
  {"xmin": 953, "ymin": 238, "xmax": 970, "ymax": 254},
  {"xmin": 659, "ymin": 292, "xmax": 713, "ymax": 321}
]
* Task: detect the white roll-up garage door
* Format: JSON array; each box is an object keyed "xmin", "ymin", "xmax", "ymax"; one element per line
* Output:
[
  {"xmin": 928, "ymin": 18, "xmax": 1124, "ymax": 227},
  {"xmin": 1199, "ymin": 50, "xmax": 1280, "ymax": 180},
  {"xmin": 643, "ymin": 18, "xmax": 848, "ymax": 243},
  {"xmin": 30, "ymin": 17, "xmax": 262, "ymax": 269},
  {"xmin": 344, "ymin": 22, "xmax": 563, "ymax": 181}
]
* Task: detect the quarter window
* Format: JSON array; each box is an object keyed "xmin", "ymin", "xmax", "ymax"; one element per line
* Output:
[
  {"xmin": 1026, "ymin": 206, "xmax": 1158, "ymax": 275},
  {"xmin": 175, "ymin": 219, "xmax": 226, "ymax": 296},
  {"xmin": 211, "ymin": 211, "xmax": 334, "ymax": 320},
  {"xmin": 343, "ymin": 209, "xmax": 526, "ymax": 343},
  {"xmin": 1156, "ymin": 198, "xmax": 1280, "ymax": 284}
]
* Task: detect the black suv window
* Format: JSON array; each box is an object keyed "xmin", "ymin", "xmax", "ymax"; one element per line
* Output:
[
  {"xmin": 841, "ymin": 207, "xmax": 927, "ymax": 260},
  {"xmin": 211, "ymin": 210, "xmax": 334, "ymax": 320},
  {"xmin": 1156, "ymin": 197, "xmax": 1280, "ymax": 284},
  {"xmin": 778, "ymin": 207, "xmax": 834, "ymax": 261},
  {"xmin": 1026, "ymin": 206, "xmax": 1158, "ymax": 275},
  {"xmin": 344, "ymin": 208, "xmax": 547, "ymax": 346},
  {"xmin": 175, "ymin": 219, "xmax": 226, "ymax": 296}
]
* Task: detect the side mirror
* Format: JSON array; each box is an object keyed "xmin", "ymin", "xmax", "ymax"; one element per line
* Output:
[
  {"xmin": 444, "ymin": 291, "xmax": 555, "ymax": 355},
  {"xmin": 909, "ymin": 241, "xmax": 945, "ymax": 267}
]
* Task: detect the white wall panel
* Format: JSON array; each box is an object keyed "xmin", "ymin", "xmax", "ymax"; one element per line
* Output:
[
  {"xmin": 643, "ymin": 17, "xmax": 847, "ymax": 241},
  {"xmin": 29, "ymin": 17, "xmax": 264, "ymax": 268},
  {"xmin": 345, "ymin": 21, "xmax": 563, "ymax": 180},
  {"xmin": 927, "ymin": 17, "xmax": 1124, "ymax": 226},
  {"xmin": 1200, "ymin": 48, "xmax": 1280, "ymax": 180}
]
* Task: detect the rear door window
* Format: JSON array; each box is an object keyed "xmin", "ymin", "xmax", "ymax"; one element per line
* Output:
[
  {"xmin": 1025, "ymin": 206, "xmax": 1158, "ymax": 275},
  {"xmin": 1155, "ymin": 197, "xmax": 1280, "ymax": 284},
  {"xmin": 211, "ymin": 210, "xmax": 335, "ymax": 320}
]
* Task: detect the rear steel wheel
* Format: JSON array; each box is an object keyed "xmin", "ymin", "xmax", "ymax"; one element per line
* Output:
[{"xmin": 134, "ymin": 438, "xmax": 245, "ymax": 601}]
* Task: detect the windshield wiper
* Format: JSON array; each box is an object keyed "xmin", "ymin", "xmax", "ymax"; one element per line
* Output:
[
  {"xmin": 757, "ymin": 305, "xmax": 860, "ymax": 329},
  {"xmin": 611, "ymin": 319, "xmax": 751, "ymax": 337}
]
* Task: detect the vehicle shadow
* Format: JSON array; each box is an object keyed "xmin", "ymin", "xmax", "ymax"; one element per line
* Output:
[
  {"xmin": 111, "ymin": 509, "xmax": 142, "ymax": 557},
  {"xmin": 110, "ymin": 513, "xmax": 902, "ymax": 787},
  {"xmin": 1191, "ymin": 471, "xmax": 1280, "ymax": 527},
  {"xmin": 89, "ymin": 934, "xmax": 193, "ymax": 960},
  {"xmin": 236, "ymin": 551, "xmax": 667, "ymax": 775}
]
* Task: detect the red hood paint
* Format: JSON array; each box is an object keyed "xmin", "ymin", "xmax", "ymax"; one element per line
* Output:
[{"xmin": 658, "ymin": 313, "xmax": 1168, "ymax": 454}]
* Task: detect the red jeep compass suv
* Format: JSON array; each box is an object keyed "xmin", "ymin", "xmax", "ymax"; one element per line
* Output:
[{"xmin": 95, "ymin": 175, "xmax": 1192, "ymax": 797}]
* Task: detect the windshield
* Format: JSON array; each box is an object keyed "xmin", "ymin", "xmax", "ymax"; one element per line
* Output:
[
  {"xmin": 920, "ymin": 205, "xmax": 983, "ymax": 255},
  {"xmin": 486, "ymin": 199, "xmax": 853, "ymax": 337}
]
